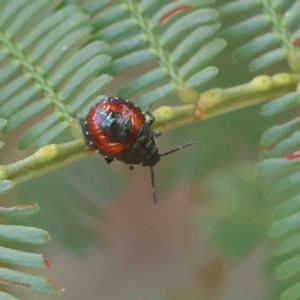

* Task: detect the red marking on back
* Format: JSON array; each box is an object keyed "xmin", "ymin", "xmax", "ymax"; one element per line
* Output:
[
  {"xmin": 159, "ymin": 5, "xmax": 193, "ymax": 26},
  {"xmin": 287, "ymin": 151, "xmax": 300, "ymax": 160},
  {"xmin": 293, "ymin": 37, "xmax": 300, "ymax": 47}
]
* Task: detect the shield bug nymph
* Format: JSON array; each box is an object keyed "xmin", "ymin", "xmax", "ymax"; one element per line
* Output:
[{"xmin": 73, "ymin": 96, "xmax": 194, "ymax": 203}]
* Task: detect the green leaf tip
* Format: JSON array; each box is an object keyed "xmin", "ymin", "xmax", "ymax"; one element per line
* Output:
[
  {"xmin": 0, "ymin": 291, "xmax": 19, "ymax": 300},
  {"xmin": 0, "ymin": 119, "xmax": 7, "ymax": 131},
  {"xmin": 0, "ymin": 225, "xmax": 51, "ymax": 245},
  {"xmin": 0, "ymin": 246, "xmax": 51, "ymax": 269},
  {"xmin": 260, "ymin": 92, "xmax": 299, "ymax": 117},
  {"xmin": 0, "ymin": 180, "xmax": 15, "ymax": 194},
  {"xmin": 0, "ymin": 119, "xmax": 6, "ymax": 150},
  {"xmin": 280, "ymin": 281, "xmax": 300, "ymax": 300}
]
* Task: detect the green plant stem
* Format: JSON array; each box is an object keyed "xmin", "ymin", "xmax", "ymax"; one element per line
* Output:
[
  {"xmin": 1, "ymin": 72, "xmax": 300, "ymax": 185},
  {"xmin": 0, "ymin": 140, "xmax": 93, "ymax": 184},
  {"xmin": 155, "ymin": 73, "xmax": 300, "ymax": 129},
  {"xmin": 197, "ymin": 73, "xmax": 300, "ymax": 117}
]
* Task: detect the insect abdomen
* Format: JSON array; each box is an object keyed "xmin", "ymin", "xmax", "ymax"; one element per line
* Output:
[{"xmin": 85, "ymin": 97, "xmax": 145, "ymax": 158}]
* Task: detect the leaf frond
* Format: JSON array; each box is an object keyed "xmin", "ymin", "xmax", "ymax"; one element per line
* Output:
[
  {"xmin": 0, "ymin": 1, "xmax": 111, "ymax": 149},
  {"xmin": 86, "ymin": 0, "xmax": 225, "ymax": 106},
  {"xmin": 0, "ymin": 123, "xmax": 62, "ymax": 299},
  {"xmin": 218, "ymin": 0, "xmax": 300, "ymax": 72},
  {"xmin": 259, "ymin": 90, "xmax": 300, "ymax": 300}
]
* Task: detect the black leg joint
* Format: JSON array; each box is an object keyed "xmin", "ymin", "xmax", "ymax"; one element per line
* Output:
[
  {"xmin": 155, "ymin": 131, "xmax": 161, "ymax": 138},
  {"xmin": 146, "ymin": 112, "xmax": 155, "ymax": 126},
  {"xmin": 105, "ymin": 156, "xmax": 114, "ymax": 164}
]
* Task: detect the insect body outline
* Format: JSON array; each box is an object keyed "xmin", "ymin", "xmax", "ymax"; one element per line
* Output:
[{"xmin": 74, "ymin": 96, "xmax": 194, "ymax": 203}]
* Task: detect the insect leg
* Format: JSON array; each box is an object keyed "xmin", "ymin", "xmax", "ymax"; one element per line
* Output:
[
  {"xmin": 104, "ymin": 156, "xmax": 114, "ymax": 164},
  {"xmin": 155, "ymin": 131, "xmax": 162, "ymax": 138},
  {"xmin": 145, "ymin": 103, "xmax": 155, "ymax": 127},
  {"xmin": 150, "ymin": 167, "xmax": 157, "ymax": 204}
]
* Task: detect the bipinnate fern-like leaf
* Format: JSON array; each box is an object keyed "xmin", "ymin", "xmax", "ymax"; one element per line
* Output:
[
  {"xmin": 218, "ymin": 0, "xmax": 300, "ymax": 72},
  {"xmin": 0, "ymin": 0, "xmax": 112, "ymax": 150},
  {"xmin": 259, "ymin": 90, "xmax": 300, "ymax": 300},
  {"xmin": 0, "ymin": 123, "xmax": 62, "ymax": 299},
  {"xmin": 0, "ymin": 204, "xmax": 63, "ymax": 299},
  {"xmin": 86, "ymin": 0, "xmax": 226, "ymax": 106}
]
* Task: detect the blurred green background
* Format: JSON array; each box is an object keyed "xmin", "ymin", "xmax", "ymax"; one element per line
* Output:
[{"xmin": 0, "ymin": 1, "xmax": 294, "ymax": 299}]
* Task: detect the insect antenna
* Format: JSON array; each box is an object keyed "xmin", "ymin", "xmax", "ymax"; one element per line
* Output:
[
  {"xmin": 150, "ymin": 142, "xmax": 194, "ymax": 204},
  {"xmin": 160, "ymin": 141, "xmax": 195, "ymax": 157},
  {"xmin": 145, "ymin": 102, "xmax": 154, "ymax": 114},
  {"xmin": 150, "ymin": 167, "xmax": 157, "ymax": 204}
]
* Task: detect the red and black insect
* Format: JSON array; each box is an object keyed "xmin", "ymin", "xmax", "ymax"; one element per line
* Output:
[{"xmin": 74, "ymin": 97, "xmax": 194, "ymax": 203}]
